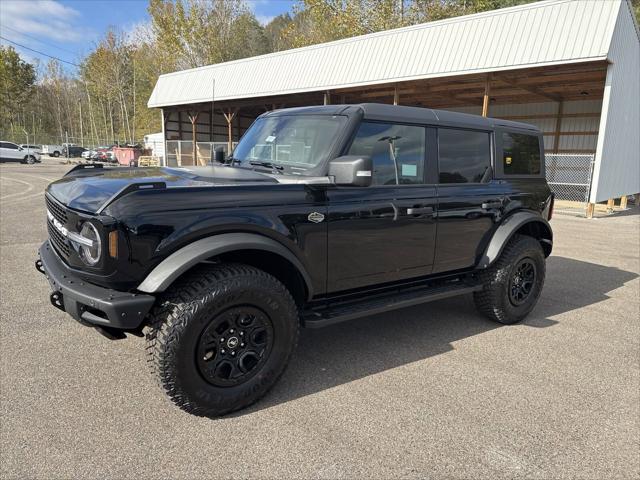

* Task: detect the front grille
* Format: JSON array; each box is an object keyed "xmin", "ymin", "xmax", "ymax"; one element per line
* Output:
[
  {"xmin": 46, "ymin": 195, "xmax": 67, "ymax": 224},
  {"xmin": 47, "ymin": 220, "xmax": 70, "ymax": 258},
  {"xmin": 45, "ymin": 195, "xmax": 71, "ymax": 259}
]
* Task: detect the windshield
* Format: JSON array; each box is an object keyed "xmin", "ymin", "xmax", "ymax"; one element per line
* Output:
[{"xmin": 232, "ymin": 115, "xmax": 347, "ymax": 175}]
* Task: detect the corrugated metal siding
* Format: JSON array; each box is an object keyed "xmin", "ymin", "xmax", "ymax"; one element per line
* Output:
[
  {"xmin": 590, "ymin": 1, "xmax": 640, "ymax": 202},
  {"xmin": 148, "ymin": 0, "xmax": 617, "ymax": 108}
]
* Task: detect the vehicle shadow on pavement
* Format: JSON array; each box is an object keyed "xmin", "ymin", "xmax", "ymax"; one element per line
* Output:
[{"xmin": 234, "ymin": 255, "xmax": 638, "ymax": 415}]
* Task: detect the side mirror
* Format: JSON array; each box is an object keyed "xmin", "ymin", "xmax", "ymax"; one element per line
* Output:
[
  {"xmin": 214, "ymin": 146, "xmax": 225, "ymax": 164},
  {"xmin": 328, "ymin": 155, "xmax": 372, "ymax": 187}
]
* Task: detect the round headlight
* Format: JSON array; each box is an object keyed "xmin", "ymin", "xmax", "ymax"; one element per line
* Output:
[{"xmin": 78, "ymin": 222, "xmax": 101, "ymax": 265}]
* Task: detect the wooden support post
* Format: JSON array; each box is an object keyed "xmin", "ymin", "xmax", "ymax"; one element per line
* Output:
[
  {"xmin": 222, "ymin": 109, "xmax": 237, "ymax": 156},
  {"xmin": 606, "ymin": 198, "xmax": 615, "ymax": 212},
  {"xmin": 635, "ymin": 193, "xmax": 640, "ymax": 206},
  {"xmin": 323, "ymin": 91, "xmax": 331, "ymax": 105},
  {"xmin": 620, "ymin": 195, "xmax": 628, "ymax": 209},
  {"xmin": 586, "ymin": 202, "xmax": 595, "ymax": 219},
  {"xmin": 187, "ymin": 111, "xmax": 200, "ymax": 166},
  {"xmin": 553, "ymin": 101, "xmax": 563, "ymax": 154},
  {"xmin": 393, "ymin": 85, "xmax": 399, "ymax": 106},
  {"xmin": 481, "ymin": 74, "xmax": 492, "ymax": 117}
]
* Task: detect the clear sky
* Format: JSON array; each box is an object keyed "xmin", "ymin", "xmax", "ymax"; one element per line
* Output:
[{"xmin": 0, "ymin": 0, "xmax": 296, "ymax": 73}]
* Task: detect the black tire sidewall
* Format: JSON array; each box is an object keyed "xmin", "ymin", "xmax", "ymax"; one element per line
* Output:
[{"xmin": 172, "ymin": 278, "xmax": 297, "ymax": 413}]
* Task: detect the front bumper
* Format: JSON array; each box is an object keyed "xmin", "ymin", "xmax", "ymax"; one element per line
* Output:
[{"xmin": 36, "ymin": 241, "xmax": 155, "ymax": 331}]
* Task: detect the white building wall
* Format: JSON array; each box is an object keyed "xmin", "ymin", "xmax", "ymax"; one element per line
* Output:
[{"xmin": 590, "ymin": 0, "xmax": 640, "ymax": 202}]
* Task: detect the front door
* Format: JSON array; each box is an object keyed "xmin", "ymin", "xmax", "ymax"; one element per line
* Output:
[{"xmin": 327, "ymin": 122, "xmax": 437, "ymax": 293}]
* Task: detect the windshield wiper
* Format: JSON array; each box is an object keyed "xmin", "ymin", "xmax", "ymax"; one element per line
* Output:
[{"xmin": 249, "ymin": 161, "xmax": 284, "ymax": 173}]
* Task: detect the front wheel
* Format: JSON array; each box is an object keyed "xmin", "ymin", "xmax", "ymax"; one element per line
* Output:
[
  {"xmin": 144, "ymin": 263, "xmax": 299, "ymax": 417},
  {"xmin": 473, "ymin": 235, "xmax": 545, "ymax": 324},
  {"xmin": 52, "ymin": 151, "xmax": 60, "ymax": 157},
  {"xmin": 25, "ymin": 155, "xmax": 36, "ymax": 164}
]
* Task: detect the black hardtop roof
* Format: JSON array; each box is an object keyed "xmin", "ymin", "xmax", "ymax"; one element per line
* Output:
[{"xmin": 264, "ymin": 103, "xmax": 539, "ymax": 133}]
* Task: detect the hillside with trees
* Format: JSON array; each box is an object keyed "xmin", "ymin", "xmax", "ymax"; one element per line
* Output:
[{"xmin": 1, "ymin": 0, "xmax": 638, "ymax": 146}]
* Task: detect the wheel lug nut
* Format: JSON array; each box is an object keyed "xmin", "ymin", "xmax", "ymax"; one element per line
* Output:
[
  {"xmin": 229, "ymin": 329, "xmax": 234, "ymax": 334},
  {"xmin": 221, "ymin": 349, "xmax": 226, "ymax": 354},
  {"xmin": 231, "ymin": 351, "xmax": 236, "ymax": 356},
  {"xmin": 240, "ymin": 343, "xmax": 245, "ymax": 347},
  {"xmin": 240, "ymin": 331, "xmax": 244, "ymax": 336}
]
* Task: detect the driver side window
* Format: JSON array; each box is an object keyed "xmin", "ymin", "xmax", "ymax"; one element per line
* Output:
[{"xmin": 348, "ymin": 122, "xmax": 426, "ymax": 185}]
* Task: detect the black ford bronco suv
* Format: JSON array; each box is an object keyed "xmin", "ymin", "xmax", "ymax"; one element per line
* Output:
[{"xmin": 36, "ymin": 104, "xmax": 553, "ymax": 417}]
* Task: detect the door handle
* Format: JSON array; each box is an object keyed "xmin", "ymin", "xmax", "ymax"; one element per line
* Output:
[
  {"xmin": 407, "ymin": 206, "xmax": 434, "ymax": 215},
  {"xmin": 481, "ymin": 201, "xmax": 503, "ymax": 210}
]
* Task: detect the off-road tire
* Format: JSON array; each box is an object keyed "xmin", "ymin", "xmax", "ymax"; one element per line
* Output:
[
  {"xmin": 144, "ymin": 263, "xmax": 299, "ymax": 417},
  {"xmin": 473, "ymin": 234, "xmax": 545, "ymax": 324}
]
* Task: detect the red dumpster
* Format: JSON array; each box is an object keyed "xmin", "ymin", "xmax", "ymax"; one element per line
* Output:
[{"xmin": 113, "ymin": 146, "xmax": 148, "ymax": 167}]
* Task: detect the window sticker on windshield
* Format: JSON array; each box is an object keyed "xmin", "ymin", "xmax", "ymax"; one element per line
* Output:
[
  {"xmin": 265, "ymin": 135, "xmax": 276, "ymax": 143},
  {"xmin": 401, "ymin": 164, "xmax": 417, "ymax": 176}
]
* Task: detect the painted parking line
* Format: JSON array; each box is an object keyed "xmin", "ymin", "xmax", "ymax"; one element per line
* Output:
[{"xmin": 0, "ymin": 177, "xmax": 35, "ymax": 200}]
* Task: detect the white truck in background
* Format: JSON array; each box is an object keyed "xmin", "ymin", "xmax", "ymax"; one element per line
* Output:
[{"xmin": 41, "ymin": 144, "xmax": 64, "ymax": 157}]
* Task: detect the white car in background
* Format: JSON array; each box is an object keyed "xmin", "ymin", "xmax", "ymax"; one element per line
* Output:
[
  {"xmin": 20, "ymin": 144, "xmax": 42, "ymax": 154},
  {"xmin": 0, "ymin": 141, "xmax": 41, "ymax": 164}
]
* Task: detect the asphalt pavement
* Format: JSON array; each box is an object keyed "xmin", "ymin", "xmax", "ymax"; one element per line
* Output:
[{"xmin": 1, "ymin": 160, "xmax": 638, "ymax": 479}]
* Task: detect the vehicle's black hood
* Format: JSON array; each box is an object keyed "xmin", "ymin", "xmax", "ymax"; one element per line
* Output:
[{"xmin": 47, "ymin": 166, "xmax": 278, "ymax": 213}]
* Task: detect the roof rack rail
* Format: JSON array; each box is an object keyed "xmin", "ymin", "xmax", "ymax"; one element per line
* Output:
[
  {"xmin": 96, "ymin": 182, "xmax": 167, "ymax": 214},
  {"xmin": 64, "ymin": 163, "xmax": 104, "ymax": 176}
]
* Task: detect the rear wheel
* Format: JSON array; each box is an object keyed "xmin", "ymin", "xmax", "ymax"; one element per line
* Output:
[
  {"xmin": 474, "ymin": 235, "xmax": 545, "ymax": 324},
  {"xmin": 52, "ymin": 151, "xmax": 60, "ymax": 158},
  {"xmin": 145, "ymin": 263, "xmax": 299, "ymax": 417}
]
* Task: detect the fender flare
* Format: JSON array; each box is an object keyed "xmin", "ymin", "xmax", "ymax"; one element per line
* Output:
[
  {"xmin": 137, "ymin": 232, "xmax": 314, "ymax": 298},
  {"xmin": 477, "ymin": 211, "xmax": 552, "ymax": 269}
]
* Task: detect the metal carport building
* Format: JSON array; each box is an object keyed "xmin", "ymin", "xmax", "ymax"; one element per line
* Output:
[{"xmin": 148, "ymin": 0, "xmax": 639, "ymax": 214}]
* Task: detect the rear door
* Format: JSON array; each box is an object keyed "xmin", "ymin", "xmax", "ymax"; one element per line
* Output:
[
  {"xmin": 327, "ymin": 122, "xmax": 438, "ymax": 292},
  {"xmin": 433, "ymin": 127, "xmax": 506, "ymax": 273}
]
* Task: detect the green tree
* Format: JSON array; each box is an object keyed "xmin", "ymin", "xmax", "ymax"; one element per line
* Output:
[
  {"xmin": 148, "ymin": 0, "xmax": 268, "ymax": 69},
  {"xmin": 0, "ymin": 46, "xmax": 36, "ymax": 137}
]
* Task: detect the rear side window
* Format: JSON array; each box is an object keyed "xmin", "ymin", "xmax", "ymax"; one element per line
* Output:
[
  {"xmin": 502, "ymin": 132, "xmax": 541, "ymax": 175},
  {"xmin": 348, "ymin": 122, "xmax": 426, "ymax": 185},
  {"xmin": 438, "ymin": 129, "xmax": 491, "ymax": 183}
]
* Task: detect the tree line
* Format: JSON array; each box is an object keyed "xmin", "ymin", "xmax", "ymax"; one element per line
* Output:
[{"xmin": 2, "ymin": 0, "xmax": 638, "ymax": 147}]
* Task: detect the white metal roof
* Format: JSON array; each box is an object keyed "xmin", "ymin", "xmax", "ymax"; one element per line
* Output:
[{"xmin": 148, "ymin": 0, "xmax": 628, "ymax": 108}]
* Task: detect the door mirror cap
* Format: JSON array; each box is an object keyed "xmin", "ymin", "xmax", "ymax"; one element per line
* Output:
[{"xmin": 328, "ymin": 155, "xmax": 372, "ymax": 187}]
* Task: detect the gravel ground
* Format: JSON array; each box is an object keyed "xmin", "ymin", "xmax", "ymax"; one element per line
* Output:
[{"xmin": 1, "ymin": 162, "xmax": 639, "ymax": 479}]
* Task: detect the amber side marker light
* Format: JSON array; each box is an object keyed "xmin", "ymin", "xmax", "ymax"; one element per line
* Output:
[{"xmin": 108, "ymin": 231, "xmax": 118, "ymax": 258}]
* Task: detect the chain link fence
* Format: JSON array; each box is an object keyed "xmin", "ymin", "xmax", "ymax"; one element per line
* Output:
[{"xmin": 545, "ymin": 154, "xmax": 595, "ymax": 216}]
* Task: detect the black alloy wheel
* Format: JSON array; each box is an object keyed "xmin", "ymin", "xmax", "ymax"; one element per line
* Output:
[
  {"xmin": 197, "ymin": 306, "xmax": 274, "ymax": 387},
  {"xmin": 508, "ymin": 258, "xmax": 537, "ymax": 306}
]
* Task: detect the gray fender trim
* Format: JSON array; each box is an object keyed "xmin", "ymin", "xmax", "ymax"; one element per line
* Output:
[
  {"xmin": 477, "ymin": 211, "xmax": 552, "ymax": 269},
  {"xmin": 137, "ymin": 233, "xmax": 314, "ymax": 298}
]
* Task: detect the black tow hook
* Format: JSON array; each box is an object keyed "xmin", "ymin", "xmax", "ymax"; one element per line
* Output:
[
  {"xmin": 35, "ymin": 258, "xmax": 45, "ymax": 275},
  {"xmin": 50, "ymin": 291, "xmax": 65, "ymax": 312}
]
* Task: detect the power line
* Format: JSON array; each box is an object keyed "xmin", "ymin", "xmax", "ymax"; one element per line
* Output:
[
  {"xmin": 0, "ymin": 36, "xmax": 80, "ymax": 67},
  {"xmin": 0, "ymin": 25, "xmax": 80, "ymax": 56}
]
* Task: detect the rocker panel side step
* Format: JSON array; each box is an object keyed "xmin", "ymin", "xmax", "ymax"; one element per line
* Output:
[{"xmin": 302, "ymin": 282, "xmax": 482, "ymax": 328}]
